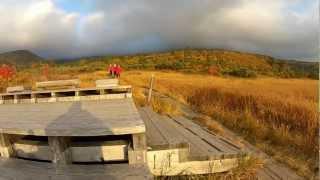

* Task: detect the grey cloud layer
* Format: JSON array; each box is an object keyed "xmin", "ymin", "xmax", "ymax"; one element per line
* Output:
[{"xmin": 0, "ymin": 0, "xmax": 318, "ymax": 60}]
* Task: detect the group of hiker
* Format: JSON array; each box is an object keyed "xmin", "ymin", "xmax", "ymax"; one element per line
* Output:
[{"xmin": 108, "ymin": 64, "xmax": 122, "ymax": 78}]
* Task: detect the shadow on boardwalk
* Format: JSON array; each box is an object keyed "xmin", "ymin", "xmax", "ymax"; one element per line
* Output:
[{"xmin": 0, "ymin": 101, "xmax": 150, "ymax": 180}]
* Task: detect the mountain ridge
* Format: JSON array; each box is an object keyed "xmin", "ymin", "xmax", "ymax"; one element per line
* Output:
[
  {"xmin": 1, "ymin": 49, "xmax": 317, "ymax": 79},
  {"xmin": 0, "ymin": 50, "xmax": 44, "ymax": 67}
]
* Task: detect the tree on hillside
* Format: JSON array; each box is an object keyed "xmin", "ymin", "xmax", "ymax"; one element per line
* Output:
[{"xmin": 0, "ymin": 64, "xmax": 16, "ymax": 87}]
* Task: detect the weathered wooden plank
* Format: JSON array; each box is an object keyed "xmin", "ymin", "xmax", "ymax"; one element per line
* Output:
[
  {"xmin": 143, "ymin": 108, "xmax": 215, "ymax": 157},
  {"xmin": 138, "ymin": 108, "xmax": 168, "ymax": 147},
  {"xmin": 162, "ymin": 118, "xmax": 220, "ymax": 159},
  {"xmin": 144, "ymin": 108, "xmax": 189, "ymax": 148},
  {"xmin": 172, "ymin": 116, "xmax": 242, "ymax": 155},
  {"xmin": 48, "ymin": 137, "xmax": 72, "ymax": 165},
  {"xmin": 144, "ymin": 107, "xmax": 243, "ymax": 160}
]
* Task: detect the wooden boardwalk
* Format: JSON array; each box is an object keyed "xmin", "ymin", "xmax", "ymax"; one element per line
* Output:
[
  {"xmin": 0, "ymin": 98, "xmax": 145, "ymax": 136},
  {"xmin": 0, "ymin": 81, "xmax": 301, "ymax": 179},
  {"xmin": 0, "ymin": 157, "xmax": 151, "ymax": 180},
  {"xmin": 139, "ymin": 107, "xmax": 246, "ymax": 176},
  {"xmin": 0, "ymin": 85, "xmax": 147, "ymax": 168},
  {"xmin": 140, "ymin": 107, "xmax": 244, "ymax": 159}
]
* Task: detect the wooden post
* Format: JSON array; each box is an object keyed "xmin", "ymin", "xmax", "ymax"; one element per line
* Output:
[
  {"xmin": 0, "ymin": 96, "xmax": 4, "ymax": 104},
  {"xmin": 13, "ymin": 95, "xmax": 18, "ymax": 104},
  {"xmin": 31, "ymin": 94, "xmax": 37, "ymax": 103},
  {"xmin": 50, "ymin": 92, "xmax": 57, "ymax": 102},
  {"xmin": 0, "ymin": 133, "xmax": 14, "ymax": 158},
  {"xmin": 48, "ymin": 136, "xmax": 72, "ymax": 165},
  {"xmin": 147, "ymin": 74, "xmax": 155, "ymax": 104},
  {"xmin": 75, "ymin": 91, "xmax": 80, "ymax": 101},
  {"xmin": 99, "ymin": 89, "xmax": 105, "ymax": 95},
  {"xmin": 129, "ymin": 133, "xmax": 147, "ymax": 164},
  {"xmin": 132, "ymin": 133, "xmax": 147, "ymax": 150}
]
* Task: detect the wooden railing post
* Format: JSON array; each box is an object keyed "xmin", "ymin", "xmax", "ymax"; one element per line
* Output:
[{"xmin": 147, "ymin": 74, "xmax": 155, "ymax": 104}]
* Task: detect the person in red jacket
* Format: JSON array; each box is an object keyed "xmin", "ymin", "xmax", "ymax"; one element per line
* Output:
[{"xmin": 115, "ymin": 64, "xmax": 122, "ymax": 78}]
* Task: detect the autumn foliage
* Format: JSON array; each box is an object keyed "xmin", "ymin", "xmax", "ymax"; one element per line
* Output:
[
  {"xmin": 208, "ymin": 65, "xmax": 220, "ymax": 76},
  {"xmin": 0, "ymin": 64, "xmax": 16, "ymax": 81}
]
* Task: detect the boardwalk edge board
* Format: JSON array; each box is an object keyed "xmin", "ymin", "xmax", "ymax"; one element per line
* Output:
[{"xmin": 0, "ymin": 85, "xmax": 132, "ymax": 104}]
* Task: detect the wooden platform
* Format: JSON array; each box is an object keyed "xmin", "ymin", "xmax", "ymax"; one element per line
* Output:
[
  {"xmin": 0, "ymin": 99, "xmax": 145, "ymax": 136},
  {"xmin": 0, "ymin": 157, "xmax": 151, "ymax": 180},
  {"xmin": 0, "ymin": 85, "xmax": 132, "ymax": 104},
  {"xmin": 139, "ymin": 107, "xmax": 247, "ymax": 176}
]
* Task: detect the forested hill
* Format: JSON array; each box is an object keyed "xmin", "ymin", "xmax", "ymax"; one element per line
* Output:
[
  {"xmin": 0, "ymin": 50, "xmax": 44, "ymax": 67},
  {"xmin": 59, "ymin": 49, "xmax": 318, "ymax": 79}
]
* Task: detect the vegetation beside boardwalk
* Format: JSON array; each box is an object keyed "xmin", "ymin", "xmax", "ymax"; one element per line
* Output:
[{"xmin": 121, "ymin": 71, "xmax": 318, "ymax": 179}]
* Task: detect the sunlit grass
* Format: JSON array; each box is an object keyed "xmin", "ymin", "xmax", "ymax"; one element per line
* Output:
[{"xmin": 120, "ymin": 70, "xmax": 318, "ymax": 179}]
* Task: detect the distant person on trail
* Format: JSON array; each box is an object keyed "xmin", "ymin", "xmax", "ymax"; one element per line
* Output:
[
  {"xmin": 115, "ymin": 65, "xmax": 122, "ymax": 78},
  {"xmin": 112, "ymin": 64, "xmax": 117, "ymax": 78}
]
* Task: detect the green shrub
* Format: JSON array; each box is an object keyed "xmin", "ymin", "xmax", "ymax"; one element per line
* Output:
[
  {"xmin": 172, "ymin": 61, "xmax": 185, "ymax": 70},
  {"xmin": 228, "ymin": 67, "xmax": 257, "ymax": 78}
]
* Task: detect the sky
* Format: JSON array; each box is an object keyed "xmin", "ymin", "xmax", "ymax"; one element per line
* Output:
[{"xmin": 0, "ymin": 0, "xmax": 318, "ymax": 61}]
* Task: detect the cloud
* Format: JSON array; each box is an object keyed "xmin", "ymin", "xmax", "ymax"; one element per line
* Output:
[{"xmin": 0, "ymin": 0, "xmax": 318, "ymax": 60}]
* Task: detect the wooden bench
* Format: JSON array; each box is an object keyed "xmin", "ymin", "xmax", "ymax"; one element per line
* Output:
[
  {"xmin": 96, "ymin": 79, "xmax": 119, "ymax": 88},
  {"xmin": 36, "ymin": 79, "xmax": 80, "ymax": 90},
  {"xmin": 6, "ymin": 86, "xmax": 24, "ymax": 93}
]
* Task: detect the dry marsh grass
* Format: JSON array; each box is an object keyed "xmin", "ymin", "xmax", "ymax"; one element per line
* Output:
[
  {"xmin": 121, "ymin": 70, "xmax": 318, "ymax": 179},
  {"xmin": 150, "ymin": 96, "xmax": 181, "ymax": 116}
]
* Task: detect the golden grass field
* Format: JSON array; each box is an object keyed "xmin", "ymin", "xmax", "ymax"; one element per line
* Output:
[
  {"xmin": 120, "ymin": 71, "xmax": 318, "ymax": 179},
  {"xmin": 4, "ymin": 69, "xmax": 319, "ymax": 179}
]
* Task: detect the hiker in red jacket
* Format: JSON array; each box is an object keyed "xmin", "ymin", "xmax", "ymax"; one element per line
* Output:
[{"xmin": 115, "ymin": 65, "xmax": 122, "ymax": 78}]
